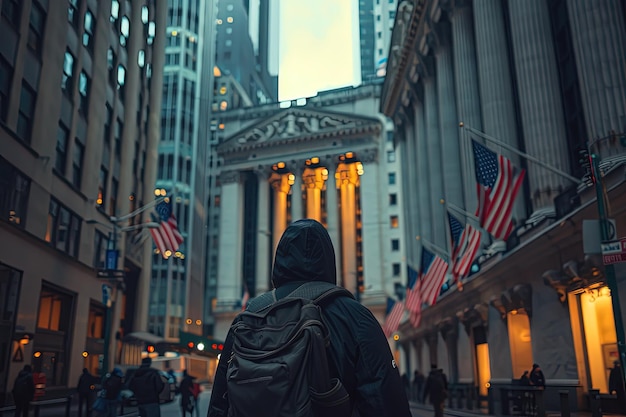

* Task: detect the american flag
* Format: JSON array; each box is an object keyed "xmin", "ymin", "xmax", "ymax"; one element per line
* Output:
[
  {"xmin": 472, "ymin": 140, "xmax": 525, "ymax": 241},
  {"xmin": 448, "ymin": 212, "xmax": 481, "ymax": 283},
  {"xmin": 149, "ymin": 199, "xmax": 184, "ymax": 258},
  {"xmin": 382, "ymin": 297, "xmax": 404, "ymax": 338},
  {"xmin": 406, "ymin": 265, "xmax": 423, "ymax": 328},
  {"xmin": 420, "ymin": 248, "xmax": 449, "ymax": 306}
]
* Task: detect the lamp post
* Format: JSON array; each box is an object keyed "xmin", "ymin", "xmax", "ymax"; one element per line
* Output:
[{"xmin": 89, "ymin": 197, "xmax": 165, "ymax": 376}]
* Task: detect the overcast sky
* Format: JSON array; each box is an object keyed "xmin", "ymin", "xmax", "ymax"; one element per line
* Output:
[{"xmin": 277, "ymin": 0, "xmax": 361, "ymax": 102}]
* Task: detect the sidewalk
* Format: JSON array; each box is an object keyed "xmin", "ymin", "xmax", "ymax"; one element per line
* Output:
[{"xmin": 409, "ymin": 401, "xmax": 624, "ymax": 417}]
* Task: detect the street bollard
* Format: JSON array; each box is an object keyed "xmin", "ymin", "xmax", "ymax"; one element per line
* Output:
[
  {"xmin": 559, "ymin": 390, "xmax": 570, "ymax": 417},
  {"xmin": 589, "ymin": 389, "xmax": 601, "ymax": 417}
]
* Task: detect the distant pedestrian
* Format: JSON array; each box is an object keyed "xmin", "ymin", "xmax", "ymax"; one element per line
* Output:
[
  {"xmin": 519, "ymin": 370, "xmax": 530, "ymax": 386},
  {"xmin": 608, "ymin": 361, "xmax": 625, "ymax": 411},
  {"xmin": 178, "ymin": 370, "xmax": 195, "ymax": 417},
  {"xmin": 128, "ymin": 357, "xmax": 164, "ymax": 417},
  {"xmin": 423, "ymin": 364, "xmax": 448, "ymax": 417},
  {"xmin": 12, "ymin": 365, "xmax": 35, "ymax": 417},
  {"xmin": 101, "ymin": 368, "xmax": 124, "ymax": 417},
  {"xmin": 529, "ymin": 364, "xmax": 545, "ymax": 388},
  {"xmin": 77, "ymin": 368, "xmax": 96, "ymax": 417},
  {"xmin": 413, "ymin": 370, "xmax": 425, "ymax": 402}
]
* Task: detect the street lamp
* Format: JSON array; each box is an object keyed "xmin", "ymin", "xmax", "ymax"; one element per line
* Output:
[{"xmin": 86, "ymin": 197, "xmax": 165, "ymax": 376}]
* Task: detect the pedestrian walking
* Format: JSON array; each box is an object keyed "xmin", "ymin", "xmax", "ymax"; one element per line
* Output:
[
  {"xmin": 12, "ymin": 365, "xmax": 35, "ymax": 417},
  {"xmin": 423, "ymin": 364, "xmax": 448, "ymax": 417},
  {"xmin": 208, "ymin": 219, "xmax": 412, "ymax": 417},
  {"xmin": 77, "ymin": 368, "xmax": 96, "ymax": 417},
  {"xmin": 128, "ymin": 357, "xmax": 164, "ymax": 417},
  {"xmin": 178, "ymin": 370, "xmax": 195, "ymax": 417},
  {"xmin": 609, "ymin": 361, "xmax": 626, "ymax": 411},
  {"xmin": 413, "ymin": 370, "xmax": 424, "ymax": 402},
  {"xmin": 529, "ymin": 363, "xmax": 545, "ymax": 388},
  {"xmin": 100, "ymin": 368, "xmax": 124, "ymax": 417}
]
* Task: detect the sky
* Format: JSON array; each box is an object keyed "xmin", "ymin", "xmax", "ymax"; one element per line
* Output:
[{"xmin": 277, "ymin": 0, "xmax": 362, "ymax": 102}]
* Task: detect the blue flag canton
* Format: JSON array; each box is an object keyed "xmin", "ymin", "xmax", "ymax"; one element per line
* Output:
[
  {"xmin": 407, "ymin": 265, "xmax": 419, "ymax": 288},
  {"xmin": 472, "ymin": 140, "xmax": 498, "ymax": 188},
  {"xmin": 448, "ymin": 212, "xmax": 463, "ymax": 247},
  {"xmin": 386, "ymin": 297, "xmax": 397, "ymax": 314},
  {"xmin": 421, "ymin": 248, "xmax": 434, "ymax": 273},
  {"xmin": 155, "ymin": 200, "xmax": 173, "ymax": 221}
]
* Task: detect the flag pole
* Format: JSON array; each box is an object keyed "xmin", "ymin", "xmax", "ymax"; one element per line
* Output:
[
  {"xmin": 447, "ymin": 202, "xmax": 479, "ymax": 223},
  {"xmin": 461, "ymin": 123, "xmax": 581, "ymax": 185},
  {"xmin": 417, "ymin": 237, "xmax": 449, "ymax": 259}
]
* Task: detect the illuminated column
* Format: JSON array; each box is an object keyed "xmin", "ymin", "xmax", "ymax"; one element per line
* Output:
[
  {"xmin": 256, "ymin": 169, "xmax": 271, "ymax": 293},
  {"xmin": 325, "ymin": 161, "xmax": 342, "ymax": 285},
  {"xmin": 270, "ymin": 163, "xmax": 294, "ymax": 252},
  {"xmin": 336, "ymin": 153, "xmax": 362, "ymax": 296},
  {"xmin": 302, "ymin": 157, "xmax": 328, "ymax": 223},
  {"xmin": 291, "ymin": 166, "xmax": 304, "ymax": 221},
  {"xmin": 215, "ymin": 171, "xmax": 244, "ymax": 310}
]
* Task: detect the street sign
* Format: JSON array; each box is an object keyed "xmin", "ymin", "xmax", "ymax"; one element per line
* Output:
[
  {"xmin": 601, "ymin": 237, "xmax": 626, "ymax": 265},
  {"xmin": 106, "ymin": 250, "xmax": 119, "ymax": 270}
]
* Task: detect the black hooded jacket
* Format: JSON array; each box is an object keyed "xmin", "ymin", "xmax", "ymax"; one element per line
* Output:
[{"xmin": 207, "ymin": 219, "xmax": 411, "ymax": 417}]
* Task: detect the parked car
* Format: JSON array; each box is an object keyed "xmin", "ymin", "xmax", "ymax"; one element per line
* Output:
[{"xmin": 123, "ymin": 368, "xmax": 177, "ymax": 404}]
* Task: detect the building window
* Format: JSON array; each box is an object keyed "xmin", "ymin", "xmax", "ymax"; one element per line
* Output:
[
  {"xmin": 97, "ymin": 166, "xmax": 108, "ymax": 208},
  {"xmin": 390, "ymin": 215, "xmax": 399, "ymax": 228},
  {"xmin": 68, "ymin": 0, "xmax": 79, "ymax": 27},
  {"xmin": 388, "ymin": 172, "xmax": 396, "ymax": 185},
  {"xmin": 391, "ymin": 239, "xmax": 399, "ymax": 251},
  {"xmin": 17, "ymin": 81, "xmax": 36, "ymax": 143},
  {"xmin": 392, "ymin": 263, "xmax": 401, "ymax": 276},
  {"xmin": 107, "ymin": 48, "xmax": 116, "ymax": 85},
  {"xmin": 78, "ymin": 71, "xmax": 89, "ymax": 115},
  {"xmin": 72, "ymin": 139, "xmax": 84, "ymax": 188},
  {"xmin": 82, "ymin": 10, "xmax": 95, "ymax": 52},
  {"xmin": 55, "ymin": 122, "xmax": 69, "ymax": 174},
  {"xmin": 109, "ymin": 177, "xmax": 118, "ymax": 216},
  {"xmin": 389, "ymin": 193, "xmax": 397, "ymax": 206},
  {"xmin": 0, "ymin": 156, "xmax": 30, "ymax": 227},
  {"xmin": 110, "ymin": 0, "xmax": 119, "ymax": 24},
  {"xmin": 61, "ymin": 50, "xmax": 74, "ymax": 94},
  {"xmin": 120, "ymin": 16, "xmax": 130, "ymax": 46},
  {"xmin": 0, "ymin": 56, "xmax": 13, "ymax": 122},
  {"xmin": 28, "ymin": 3, "xmax": 46, "ymax": 54},
  {"xmin": 45, "ymin": 198, "xmax": 81, "ymax": 257},
  {"xmin": 117, "ymin": 65, "xmax": 125, "ymax": 98},
  {"xmin": 93, "ymin": 230, "xmax": 109, "ymax": 268},
  {"xmin": 1, "ymin": 0, "xmax": 21, "ymax": 25},
  {"xmin": 387, "ymin": 150, "xmax": 396, "ymax": 162}
]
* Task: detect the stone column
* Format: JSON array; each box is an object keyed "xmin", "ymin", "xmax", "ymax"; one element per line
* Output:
[
  {"xmin": 359, "ymin": 157, "xmax": 385, "ymax": 295},
  {"xmin": 337, "ymin": 163, "xmax": 359, "ymax": 294},
  {"xmin": 215, "ymin": 171, "xmax": 245, "ymax": 310},
  {"xmin": 508, "ymin": 0, "xmax": 570, "ymax": 212},
  {"xmin": 450, "ymin": 1, "xmax": 482, "ymax": 213},
  {"xmin": 325, "ymin": 161, "xmax": 342, "ymax": 285},
  {"xmin": 566, "ymin": 0, "xmax": 626, "ymax": 141},
  {"xmin": 270, "ymin": 172, "xmax": 291, "ymax": 252},
  {"xmin": 401, "ymin": 120, "xmax": 418, "ymax": 263},
  {"xmin": 414, "ymin": 96, "xmax": 432, "ymax": 246},
  {"xmin": 473, "ymin": 0, "xmax": 526, "ymax": 222},
  {"xmin": 303, "ymin": 165, "xmax": 325, "ymax": 222},
  {"xmin": 423, "ymin": 72, "xmax": 446, "ymax": 248},
  {"xmin": 255, "ymin": 169, "xmax": 271, "ymax": 294},
  {"xmin": 291, "ymin": 166, "xmax": 304, "ymax": 221},
  {"xmin": 435, "ymin": 22, "xmax": 464, "ymax": 213}
]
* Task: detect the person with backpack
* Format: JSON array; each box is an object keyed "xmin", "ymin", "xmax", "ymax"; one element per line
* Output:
[
  {"xmin": 422, "ymin": 364, "xmax": 448, "ymax": 417},
  {"xmin": 12, "ymin": 364, "xmax": 35, "ymax": 417},
  {"xmin": 128, "ymin": 357, "xmax": 164, "ymax": 417},
  {"xmin": 77, "ymin": 368, "xmax": 96, "ymax": 417},
  {"xmin": 207, "ymin": 219, "xmax": 411, "ymax": 417}
]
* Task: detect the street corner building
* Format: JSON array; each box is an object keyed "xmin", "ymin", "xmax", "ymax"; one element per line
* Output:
[
  {"xmin": 0, "ymin": 0, "xmax": 167, "ymax": 405},
  {"xmin": 380, "ymin": 0, "xmax": 626, "ymax": 415}
]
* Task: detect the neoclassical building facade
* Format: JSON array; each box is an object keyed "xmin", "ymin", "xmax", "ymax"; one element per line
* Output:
[
  {"xmin": 381, "ymin": 0, "xmax": 626, "ymax": 413},
  {"xmin": 210, "ymin": 85, "xmax": 408, "ymax": 341}
]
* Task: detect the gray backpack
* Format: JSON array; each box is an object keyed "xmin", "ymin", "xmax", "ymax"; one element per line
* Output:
[{"xmin": 225, "ymin": 281, "xmax": 352, "ymax": 417}]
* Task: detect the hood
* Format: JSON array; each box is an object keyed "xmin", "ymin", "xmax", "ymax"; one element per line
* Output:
[{"xmin": 272, "ymin": 219, "xmax": 337, "ymax": 287}]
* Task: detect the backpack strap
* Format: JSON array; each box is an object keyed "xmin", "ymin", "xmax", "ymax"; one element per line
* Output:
[
  {"xmin": 286, "ymin": 281, "xmax": 354, "ymax": 305},
  {"xmin": 245, "ymin": 289, "xmax": 277, "ymax": 313}
]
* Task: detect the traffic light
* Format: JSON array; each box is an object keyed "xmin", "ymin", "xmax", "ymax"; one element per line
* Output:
[
  {"xmin": 577, "ymin": 148, "xmax": 596, "ymax": 185},
  {"xmin": 146, "ymin": 344, "xmax": 155, "ymax": 354}
]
